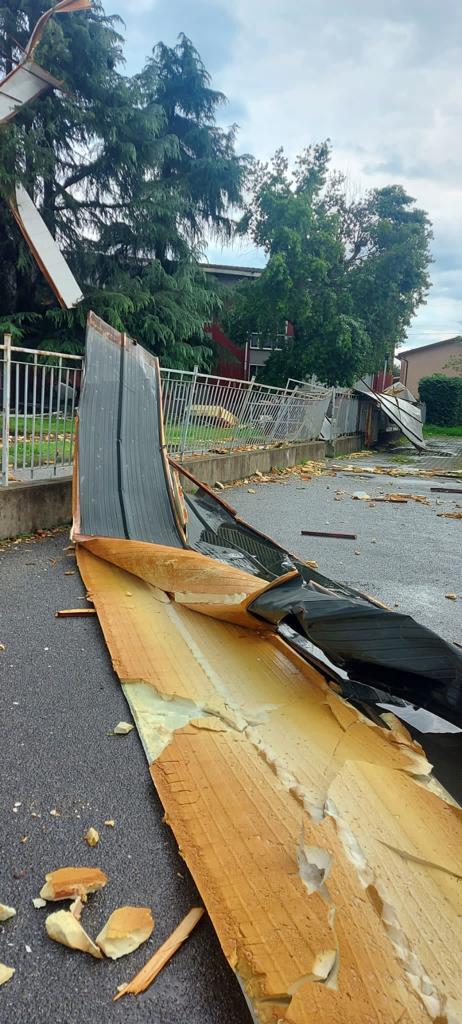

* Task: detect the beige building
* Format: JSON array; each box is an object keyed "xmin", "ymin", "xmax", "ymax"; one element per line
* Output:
[{"xmin": 397, "ymin": 336, "xmax": 462, "ymax": 398}]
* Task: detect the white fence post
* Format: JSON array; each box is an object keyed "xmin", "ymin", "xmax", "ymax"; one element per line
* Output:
[
  {"xmin": 179, "ymin": 365, "xmax": 198, "ymax": 457},
  {"xmin": 1, "ymin": 333, "xmax": 11, "ymax": 487}
]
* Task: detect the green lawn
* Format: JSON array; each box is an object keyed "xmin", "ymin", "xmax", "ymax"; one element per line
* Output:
[
  {"xmin": 423, "ymin": 423, "xmax": 462, "ymax": 438},
  {"xmin": 165, "ymin": 422, "xmax": 259, "ymax": 447},
  {"xmin": 0, "ymin": 414, "xmax": 75, "ymax": 470}
]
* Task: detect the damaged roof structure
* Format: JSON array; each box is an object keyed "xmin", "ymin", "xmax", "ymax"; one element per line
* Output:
[{"xmin": 71, "ymin": 313, "xmax": 462, "ymax": 1023}]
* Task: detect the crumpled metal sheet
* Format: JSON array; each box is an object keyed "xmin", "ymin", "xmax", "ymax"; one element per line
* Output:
[
  {"xmin": 354, "ymin": 378, "xmax": 426, "ymax": 449},
  {"xmin": 74, "ymin": 313, "xmax": 462, "ymax": 1022},
  {"xmin": 75, "ymin": 313, "xmax": 185, "ymax": 546}
]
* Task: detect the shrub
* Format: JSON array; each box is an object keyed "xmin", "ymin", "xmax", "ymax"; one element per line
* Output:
[{"xmin": 418, "ymin": 375, "xmax": 462, "ymax": 426}]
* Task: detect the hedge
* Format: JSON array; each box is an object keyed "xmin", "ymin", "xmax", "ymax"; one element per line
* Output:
[{"xmin": 419, "ymin": 375, "xmax": 462, "ymax": 426}]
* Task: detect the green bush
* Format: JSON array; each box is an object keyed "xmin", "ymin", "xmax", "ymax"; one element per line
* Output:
[{"xmin": 418, "ymin": 375, "xmax": 462, "ymax": 426}]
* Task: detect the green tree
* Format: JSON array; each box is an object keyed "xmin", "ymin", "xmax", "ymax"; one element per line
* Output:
[
  {"xmin": 225, "ymin": 144, "xmax": 432, "ymax": 386},
  {"xmin": 0, "ymin": 9, "xmax": 247, "ymax": 367}
]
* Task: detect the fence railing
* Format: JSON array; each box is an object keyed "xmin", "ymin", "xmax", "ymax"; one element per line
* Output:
[
  {"xmin": 0, "ymin": 335, "xmax": 83, "ymax": 486},
  {"xmin": 160, "ymin": 367, "xmax": 332, "ymax": 456},
  {"xmin": 1, "ymin": 339, "xmax": 366, "ymax": 486}
]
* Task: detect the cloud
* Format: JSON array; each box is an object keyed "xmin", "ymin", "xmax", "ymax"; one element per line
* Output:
[{"xmin": 110, "ymin": 0, "xmax": 462, "ymax": 349}]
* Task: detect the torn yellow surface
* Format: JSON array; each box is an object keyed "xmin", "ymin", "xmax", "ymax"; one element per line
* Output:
[{"xmin": 77, "ymin": 544, "xmax": 462, "ymax": 1022}]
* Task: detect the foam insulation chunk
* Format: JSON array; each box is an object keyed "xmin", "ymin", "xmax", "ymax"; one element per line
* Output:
[
  {"xmin": 0, "ymin": 903, "xmax": 16, "ymax": 921},
  {"xmin": 40, "ymin": 866, "xmax": 108, "ymax": 901},
  {"xmin": 0, "ymin": 964, "xmax": 15, "ymax": 987},
  {"xmin": 96, "ymin": 907, "xmax": 154, "ymax": 959},
  {"xmin": 45, "ymin": 910, "xmax": 103, "ymax": 958}
]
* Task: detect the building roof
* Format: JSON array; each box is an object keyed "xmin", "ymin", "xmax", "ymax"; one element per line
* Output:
[
  {"xmin": 397, "ymin": 335, "xmax": 462, "ymax": 359},
  {"xmin": 199, "ymin": 263, "xmax": 262, "ymax": 279}
]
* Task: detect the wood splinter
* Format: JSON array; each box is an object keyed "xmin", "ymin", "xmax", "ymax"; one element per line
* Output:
[
  {"xmin": 55, "ymin": 608, "xmax": 97, "ymax": 618},
  {"xmin": 113, "ymin": 907, "xmax": 204, "ymax": 1001}
]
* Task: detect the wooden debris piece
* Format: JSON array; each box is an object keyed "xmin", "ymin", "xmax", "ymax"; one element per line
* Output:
[
  {"xmin": 438, "ymin": 511, "xmax": 462, "ymax": 520},
  {"xmin": 55, "ymin": 608, "xmax": 97, "ymax": 617},
  {"xmin": 113, "ymin": 907, "xmax": 204, "ymax": 1000}
]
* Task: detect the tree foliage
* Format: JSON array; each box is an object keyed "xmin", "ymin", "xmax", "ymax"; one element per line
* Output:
[
  {"xmin": 225, "ymin": 144, "xmax": 432, "ymax": 385},
  {"xmin": 0, "ymin": 8, "xmax": 247, "ymax": 367},
  {"xmin": 418, "ymin": 375, "xmax": 462, "ymax": 426}
]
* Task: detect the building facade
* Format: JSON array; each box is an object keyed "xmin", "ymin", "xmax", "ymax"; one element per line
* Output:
[{"xmin": 397, "ymin": 336, "xmax": 462, "ymax": 398}]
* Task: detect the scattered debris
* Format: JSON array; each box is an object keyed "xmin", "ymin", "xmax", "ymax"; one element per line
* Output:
[
  {"xmin": 214, "ymin": 481, "xmax": 225, "ymax": 490},
  {"xmin": 40, "ymin": 866, "xmax": 108, "ymax": 901},
  {"xmin": 63, "ymin": 570, "xmax": 75, "ymax": 576},
  {"xmin": 104, "ymin": 820, "xmax": 115, "ymax": 828},
  {"xmin": 50, "ymin": 808, "xmax": 61, "ymax": 817},
  {"xmin": 0, "ymin": 965, "xmax": 15, "ymax": 987},
  {"xmin": 55, "ymin": 608, "xmax": 97, "ymax": 617},
  {"xmin": 32, "ymin": 897, "xmax": 46, "ymax": 909},
  {"xmin": 352, "ymin": 491, "xmax": 371, "ymax": 501},
  {"xmin": 445, "ymin": 594, "xmax": 458, "ymax": 601},
  {"xmin": 301, "ymin": 530, "xmax": 357, "ymax": 540},
  {"xmin": 0, "ymin": 904, "xmax": 16, "ymax": 921},
  {"xmin": 0, "ymin": 642, "xmax": 5, "ymax": 652},
  {"xmin": 84, "ymin": 827, "xmax": 99, "ymax": 848},
  {"xmin": 112, "ymin": 722, "xmax": 134, "ymax": 735},
  {"xmin": 114, "ymin": 907, "xmax": 204, "ymax": 1000},
  {"xmin": 438, "ymin": 511, "xmax": 462, "ymax": 520},
  {"xmin": 247, "ymin": 488, "xmax": 256, "ymax": 494},
  {"xmin": 45, "ymin": 910, "xmax": 103, "ymax": 958},
  {"xmin": 374, "ymin": 494, "xmax": 408, "ymax": 504},
  {"xmin": 334, "ymin": 463, "xmax": 462, "ymax": 481},
  {"xmin": 96, "ymin": 907, "xmax": 154, "ymax": 960},
  {"xmin": 305, "ymin": 560, "xmax": 319, "ymax": 569},
  {"xmin": 354, "ymin": 549, "xmax": 361, "ymax": 555}
]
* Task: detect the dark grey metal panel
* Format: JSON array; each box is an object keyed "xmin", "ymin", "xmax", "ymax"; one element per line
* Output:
[
  {"xmin": 354, "ymin": 378, "xmax": 426, "ymax": 450},
  {"xmin": 79, "ymin": 323, "xmax": 126, "ymax": 539},
  {"xmin": 78, "ymin": 315, "xmax": 183, "ymax": 548}
]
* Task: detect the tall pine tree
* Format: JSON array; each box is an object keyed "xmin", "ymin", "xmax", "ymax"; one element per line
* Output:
[{"xmin": 0, "ymin": 6, "xmax": 247, "ymax": 367}]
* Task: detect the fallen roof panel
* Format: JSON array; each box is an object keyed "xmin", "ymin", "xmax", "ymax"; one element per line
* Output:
[
  {"xmin": 74, "ymin": 313, "xmax": 462, "ymax": 1021},
  {"xmin": 11, "ymin": 185, "xmax": 84, "ymax": 308},
  {"xmin": 354, "ymin": 378, "xmax": 426, "ymax": 449}
]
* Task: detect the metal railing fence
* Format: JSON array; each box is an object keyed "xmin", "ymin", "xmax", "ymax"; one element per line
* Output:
[
  {"xmin": 160, "ymin": 367, "xmax": 332, "ymax": 456},
  {"xmin": 1, "ymin": 337, "xmax": 367, "ymax": 486},
  {"xmin": 1, "ymin": 334, "xmax": 83, "ymax": 486}
]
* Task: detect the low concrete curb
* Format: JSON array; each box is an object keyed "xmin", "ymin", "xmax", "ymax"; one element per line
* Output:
[
  {"xmin": 0, "ymin": 477, "xmax": 72, "ymax": 541},
  {"xmin": 0, "ymin": 435, "xmax": 364, "ymax": 539}
]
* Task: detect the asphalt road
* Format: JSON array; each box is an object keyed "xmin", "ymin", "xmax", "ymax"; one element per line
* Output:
[
  {"xmin": 226, "ymin": 468, "xmax": 462, "ymax": 643},
  {"xmin": 0, "ymin": 530, "xmax": 250, "ymax": 1024},
  {"xmin": 0, "ymin": 468, "xmax": 461, "ymax": 1023}
]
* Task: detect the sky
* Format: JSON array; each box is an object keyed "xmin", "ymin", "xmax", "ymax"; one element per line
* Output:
[{"xmin": 113, "ymin": 0, "xmax": 462, "ymax": 352}]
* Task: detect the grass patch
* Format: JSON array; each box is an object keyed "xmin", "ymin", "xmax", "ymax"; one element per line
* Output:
[{"xmin": 423, "ymin": 423, "xmax": 462, "ymax": 438}]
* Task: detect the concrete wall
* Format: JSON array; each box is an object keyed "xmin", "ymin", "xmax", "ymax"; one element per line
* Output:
[
  {"xmin": 399, "ymin": 338, "xmax": 462, "ymax": 398},
  {"xmin": 0, "ymin": 435, "xmax": 363, "ymax": 538},
  {"xmin": 0, "ymin": 478, "xmax": 72, "ymax": 541},
  {"xmin": 180, "ymin": 439, "xmax": 328, "ymax": 490}
]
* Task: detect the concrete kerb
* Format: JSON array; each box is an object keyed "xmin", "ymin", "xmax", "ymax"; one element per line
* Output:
[
  {"xmin": 0, "ymin": 436, "xmax": 364, "ymax": 539},
  {"xmin": 0, "ymin": 477, "xmax": 72, "ymax": 541}
]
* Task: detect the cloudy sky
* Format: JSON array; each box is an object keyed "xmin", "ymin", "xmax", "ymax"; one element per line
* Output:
[{"xmin": 114, "ymin": 0, "xmax": 462, "ymax": 351}]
